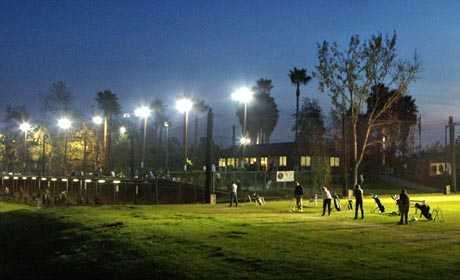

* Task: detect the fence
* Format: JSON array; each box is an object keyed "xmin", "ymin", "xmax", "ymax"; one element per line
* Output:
[
  {"xmin": 170, "ymin": 170, "xmax": 343, "ymax": 197},
  {"xmin": 0, "ymin": 176, "xmax": 206, "ymax": 207}
]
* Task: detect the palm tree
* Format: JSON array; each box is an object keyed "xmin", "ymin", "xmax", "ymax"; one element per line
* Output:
[
  {"xmin": 289, "ymin": 67, "xmax": 312, "ymax": 142},
  {"xmin": 95, "ymin": 90, "xmax": 121, "ymax": 173},
  {"xmin": 255, "ymin": 78, "xmax": 273, "ymax": 95},
  {"xmin": 192, "ymin": 99, "xmax": 209, "ymax": 147},
  {"xmin": 236, "ymin": 79, "xmax": 279, "ymax": 144},
  {"xmin": 150, "ymin": 99, "xmax": 167, "ymax": 147}
]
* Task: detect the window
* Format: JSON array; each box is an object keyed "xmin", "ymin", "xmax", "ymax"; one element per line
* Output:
[
  {"xmin": 218, "ymin": 158, "xmax": 226, "ymax": 167},
  {"xmin": 279, "ymin": 156, "xmax": 287, "ymax": 167},
  {"xmin": 249, "ymin": 157, "xmax": 257, "ymax": 165},
  {"xmin": 330, "ymin": 157, "xmax": 340, "ymax": 167},
  {"xmin": 300, "ymin": 156, "xmax": 311, "ymax": 167},
  {"xmin": 227, "ymin": 158, "xmax": 235, "ymax": 167},
  {"xmin": 260, "ymin": 157, "xmax": 268, "ymax": 169}
]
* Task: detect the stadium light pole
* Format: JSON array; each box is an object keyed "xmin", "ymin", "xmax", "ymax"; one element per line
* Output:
[
  {"xmin": 231, "ymin": 87, "xmax": 254, "ymax": 138},
  {"xmin": 134, "ymin": 105, "xmax": 151, "ymax": 169},
  {"xmin": 232, "ymin": 87, "xmax": 254, "ymax": 167},
  {"xmin": 164, "ymin": 121, "xmax": 170, "ymax": 173},
  {"xmin": 57, "ymin": 117, "xmax": 72, "ymax": 175},
  {"xmin": 176, "ymin": 98, "xmax": 193, "ymax": 172},
  {"xmin": 19, "ymin": 121, "xmax": 32, "ymax": 172}
]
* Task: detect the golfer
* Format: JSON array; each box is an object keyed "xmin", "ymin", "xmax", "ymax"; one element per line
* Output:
[
  {"xmin": 322, "ymin": 186, "xmax": 333, "ymax": 216},
  {"xmin": 354, "ymin": 184, "xmax": 364, "ymax": 219},
  {"xmin": 294, "ymin": 181, "xmax": 304, "ymax": 212},
  {"xmin": 229, "ymin": 181, "xmax": 238, "ymax": 207},
  {"xmin": 398, "ymin": 189, "xmax": 410, "ymax": 224}
]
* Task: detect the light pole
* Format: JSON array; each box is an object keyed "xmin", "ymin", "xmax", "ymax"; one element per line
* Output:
[
  {"xmin": 231, "ymin": 87, "xmax": 254, "ymax": 138},
  {"xmin": 231, "ymin": 87, "xmax": 254, "ymax": 166},
  {"xmin": 57, "ymin": 117, "xmax": 72, "ymax": 175},
  {"xmin": 176, "ymin": 98, "xmax": 193, "ymax": 172},
  {"xmin": 164, "ymin": 121, "xmax": 170, "ymax": 173},
  {"xmin": 19, "ymin": 121, "xmax": 32, "ymax": 173},
  {"xmin": 134, "ymin": 106, "xmax": 151, "ymax": 169}
]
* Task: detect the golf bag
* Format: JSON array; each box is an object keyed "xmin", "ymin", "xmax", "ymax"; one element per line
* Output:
[
  {"xmin": 373, "ymin": 195, "xmax": 385, "ymax": 213},
  {"xmin": 333, "ymin": 194, "xmax": 341, "ymax": 211},
  {"xmin": 415, "ymin": 203, "xmax": 432, "ymax": 220}
]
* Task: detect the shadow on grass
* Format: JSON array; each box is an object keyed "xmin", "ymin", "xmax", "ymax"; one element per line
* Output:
[{"xmin": 0, "ymin": 208, "xmax": 177, "ymax": 280}]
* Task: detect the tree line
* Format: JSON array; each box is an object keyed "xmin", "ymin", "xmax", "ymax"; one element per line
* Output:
[{"xmin": 1, "ymin": 32, "xmax": 422, "ymax": 183}]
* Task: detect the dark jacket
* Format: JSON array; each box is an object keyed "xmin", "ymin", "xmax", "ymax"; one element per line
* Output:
[
  {"xmin": 294, "ymin": 185, "xmax": 304, "ymax": 196},
  {"xmin": 354, "ymin": 187, "xmax": 363, "ymax": 201},
  {"xmin": 399, "ymin": 192, "xmax": 410, "ymax": 206}
]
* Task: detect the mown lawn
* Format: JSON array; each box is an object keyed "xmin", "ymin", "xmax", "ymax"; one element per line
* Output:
[{"xmin": 1, "ymin": 194, "xmax": 460, "ymax": 279}]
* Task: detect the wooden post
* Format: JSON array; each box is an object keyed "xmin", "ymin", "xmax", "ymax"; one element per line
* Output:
[{"xmin": 449, "ymin": 116, "xmax": 457, "ymax": 192}]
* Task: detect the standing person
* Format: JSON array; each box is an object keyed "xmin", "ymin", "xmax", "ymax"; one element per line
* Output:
[
  {"xmin": 229, "ymin": 181, "xmax": 238, "ymax": 207},
  {"xmin": 322, "ymin": 186, "xmax": 332, "ymax": 216},
  {"xmin": 398, "ymin": 189, "xmax": 410, "ymax": 224},
  {"xmin": 294, "ymin": 181, "xmax": 304, "ymax": 212},
  {"xmin": 354, "ymin": 184, "xmax": 364, "ymax": 219}
]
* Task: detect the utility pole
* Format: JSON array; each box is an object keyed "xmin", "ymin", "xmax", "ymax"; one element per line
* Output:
[
  {"xmin": 205, "ymin": 108, "xmax": 214, "ymax": 203},
  {"xmin": 232, "ymin": 125, "xmax": 236, "ymax": 164},
  {"xmin": 83, "ymin": 128, "xmax": 88, "ymax": 174},
  {"xmin": 449, "ymin": 116, "xmax": 457, "ymax": 192},
  {"xmin": 342, "ymin": 113, "xmax": 348, "ymax": 196},
  {"xmin": 183, "ymin": 112, "xmax": 189, "ymax": 171},
  {"xmin": 41, "ymin": 134, "xmax": 47, "ymax": 176},
  {"xmin": 103, "ymin": 116, "xmax": 108, "ymax": 173},
  {"xmin": 418, "ymin": 114, "xmax": 422, "ymax": 154},
  {"xmin": 129, "ymin": 133, "xmax": 135, "ymax": 178},
  {"xmin": 165, "ymin": 122, "xmax": 169, "ymax": 174}
]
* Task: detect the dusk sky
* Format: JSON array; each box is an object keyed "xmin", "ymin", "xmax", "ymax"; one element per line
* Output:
[{"xmin": 1, "ymin": 0, "xmax": 460, "ymax": 145}]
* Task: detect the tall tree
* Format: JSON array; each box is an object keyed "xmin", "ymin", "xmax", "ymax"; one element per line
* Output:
[
  {"xmin": 95, "ymin": 90, "xmax": 121, "ymax": 173},
  {"xmin": 256, "ymin": 78, "xmax": 273, "ymax": 94},
  {"xmin": 3, "ymin": 105, "xmax": 29, "ymax": 171},
  {"xmin": 191, "ymin": 99, "xmax": 209, "ymax": 169},
  {"xmin": 289, "ymin": 67, "xmax": 312, "ymax": 142},
  {"xmin": 44, "ymin": 81, "xmax": 73, "ymax": 115},
  {"xmin": 236, "ymin": 79, "xmax": 279, "ymax": 144},
  {"xmin": 366, "ymin": 84, "xmax": 418, "ymax": 160},
  {"xmin": 295, "ymin": 98, "xmax": 326, "ymax": 148},
  {"xmin": 150, "ymin": 99, "xmax": 166, "ymax": 145},
  {"xmin": 192, "ymin": 99, "xmax": 209, "ymax": 147},
  {"xmin": 149, "ymin": 98, "xmax": 168, "ymax": 168},
  {"xmin": 316, "ymin": 32, "xmax": 420, "ymax": 185}
]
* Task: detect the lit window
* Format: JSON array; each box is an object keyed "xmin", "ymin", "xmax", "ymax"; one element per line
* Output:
[
  {"xmin": 260, "ymin": 157, "xmax": 268, "ymax": 169},
  {"xmin": 227, "ymin": 158, "xmax": 235, "ymax": 167},
  {"xmin": 219, "ymin": 158, "xmax": 226, "ymax": 167},
  {"xmin": 300, "ymin": 156, "xmax": 311, "ymax": 167},
  {"xmin": 279, "ymin": 156, "xmax": 287, "ymax": 167},
  {"xmin": 330, "ymin": 157, "xmax": 340, "ymax": 167},
  {"xmin": 249, "ymin": 157, "xmax": 257, "ymax": 165}
]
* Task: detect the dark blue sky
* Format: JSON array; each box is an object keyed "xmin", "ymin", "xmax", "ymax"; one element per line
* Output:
[{"xmin": 1, "ymin": 0, "xmax": 459, "ymax": 144}]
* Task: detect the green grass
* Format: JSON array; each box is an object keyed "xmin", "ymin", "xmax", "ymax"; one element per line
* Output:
[{"xmin": 1, "ymin": 194, "xmax": 460, "ymax": 279}]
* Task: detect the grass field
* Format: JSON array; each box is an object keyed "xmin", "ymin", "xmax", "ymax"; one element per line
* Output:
[{"xmin": 1, "ymin": 194, "xmax": 460, "ymax": 279}]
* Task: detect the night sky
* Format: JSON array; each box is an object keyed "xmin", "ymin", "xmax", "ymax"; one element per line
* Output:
[{"xmin": 1, "ymin": 0, "xmax": 460, "ymax": 145}]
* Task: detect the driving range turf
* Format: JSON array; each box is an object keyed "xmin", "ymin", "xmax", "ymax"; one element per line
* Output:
[{"xmin": 1, "ymin": 194, "xmax": 460, "ymax": 279}]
